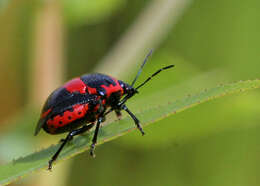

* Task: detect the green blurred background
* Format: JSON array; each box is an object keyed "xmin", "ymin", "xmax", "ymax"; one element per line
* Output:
[{"xmin": 1, "ymin": 0, "xmax": 260, "ymax": 185}]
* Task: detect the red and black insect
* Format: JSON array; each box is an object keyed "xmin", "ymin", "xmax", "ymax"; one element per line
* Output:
[{"xmin": 35, "ymin": 50, "xmax": 174, "ymax": 170}]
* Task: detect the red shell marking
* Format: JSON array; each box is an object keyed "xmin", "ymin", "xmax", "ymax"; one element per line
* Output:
[
  {"xmin": 64, "ymin": 77, "xmax": 98, "ymax": 95},
  {"xmin": 41, "ymin": 109, "xmax": 51, "ymax": 119},
  {"xmin": 64, "ymin": 78, "xmax": 87, "ymax": 94},
  {"xmin": 86, "ymin": 86, "xmax": 97, "ymax": 94},
  {"xmin": 46, "ymin": 104, "xmax": 89, "ymax": 133},
  {"xmin": 101, "ymin": 78, "xmax": 123, "ymax": 97}
]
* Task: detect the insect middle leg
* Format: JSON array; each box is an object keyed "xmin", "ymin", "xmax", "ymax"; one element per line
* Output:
[
  {"xmin": 115, "ymin": 109, "xmax": 122, "ymax": 120},
  {"xmin": 90, "ymin": 116, "xmax": 105, "ymax": 157}
]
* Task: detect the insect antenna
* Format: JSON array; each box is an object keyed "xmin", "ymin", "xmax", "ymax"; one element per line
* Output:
[
  {"xmin": 105, "ymin": 51, "xmax": 153, "ymax": 116},
  {"xmin": 118, "ymin": 54, "xmax": 174, "ymax": 107},
  {"xmin": 130, "ymin": 50, "xmax": 153, "ymax": 87},
  {"xmin": 135, "ymin": 64, "xmax": 174, "ymax": 90}
]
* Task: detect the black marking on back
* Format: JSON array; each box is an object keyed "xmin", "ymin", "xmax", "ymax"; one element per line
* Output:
[
  {"xmin": 49, "ymin": 93, "xmax": 98, "ymax": 119},
  {"xmin": 35, "ymin": 88, "xmax": 98, "ymax": 135},
  {"xmin": 81, "ymin": 73, "xmax": 116, "ymax": 88},
  {"xmin": 42, "ymin": 87, "xmax": 72, "ymax": 112}
]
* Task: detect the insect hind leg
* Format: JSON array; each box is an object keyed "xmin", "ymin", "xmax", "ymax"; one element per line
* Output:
[
  {"xmin": 48, "ymin": 123, "xmax": 95, "ymax": 170},
  {"xmin": 58, "ymin": 123, "xmax": 94, "ymax": 143}
]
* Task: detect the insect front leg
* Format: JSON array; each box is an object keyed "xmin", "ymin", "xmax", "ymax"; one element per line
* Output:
[{"xmin": 121, "ymin": 104, "xmax": 145, "ymax": 135}]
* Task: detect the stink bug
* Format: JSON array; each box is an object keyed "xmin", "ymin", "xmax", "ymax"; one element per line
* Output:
[{"xmin": 35, "ymin": 50, "xmax": 174, "ymax": 170}]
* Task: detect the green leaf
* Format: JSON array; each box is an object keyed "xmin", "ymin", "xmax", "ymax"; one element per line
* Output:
[{"xmin": 1, "ymin": 79, "xmax": 260, "ymax": 185}]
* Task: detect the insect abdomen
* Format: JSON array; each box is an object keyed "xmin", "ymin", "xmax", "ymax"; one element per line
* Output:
[{"xmin": 44, "ymin": 103, "xmax": 90, "ymax": 134}]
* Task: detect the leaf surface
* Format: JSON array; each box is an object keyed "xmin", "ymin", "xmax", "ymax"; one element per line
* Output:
[{"xmin": 1, "ymin": 79, "xmax": 260, "ymax": 185}]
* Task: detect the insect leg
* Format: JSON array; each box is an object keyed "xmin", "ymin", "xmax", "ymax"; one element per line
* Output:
[
  {"xmin": 48, "ymin": 123, "xmax": 94, "ymax": 171},
  {"xmin": 58, "ymin": 123, "xmax": 94, "ymax": 143},
  {"xmin": 115, "ymin": 109, "xmax": 122, "ymax": 120},
  {"xmin": 121, "ymin": 104, "xmax": 145, "ymax": 135},
  {"xmin": 90, "ymin": 117, "xmax": 104, "ymax": 157}
]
